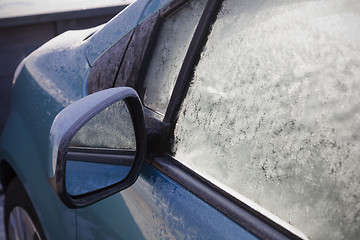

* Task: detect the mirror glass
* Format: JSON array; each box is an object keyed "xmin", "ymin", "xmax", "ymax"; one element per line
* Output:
[{"xmin": 65, "ymin": 100, "xmax": 136, "ymax": 196}]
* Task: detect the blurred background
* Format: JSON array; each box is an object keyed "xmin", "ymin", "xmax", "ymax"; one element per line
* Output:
[
  {"xmin": 0, "ymin": 0, "xmax": 134, "ymax": 238},
  {"xmin": 0, "ymin": 0, "xmax": 134, "ymax": 134}
]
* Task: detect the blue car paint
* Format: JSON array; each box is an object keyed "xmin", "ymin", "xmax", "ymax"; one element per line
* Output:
[
  {"xmin": 77, "ymin": 163, "xmax": 258, "ymax": 240},
  {"xmin": 0, "ymin": 64, "xmax": 79, "ymax": 239},
  {"xmin": 0, "ymin": 0, "xmax": 259, "ymax": 239},
  {"xmin": 0, "ymin": 23, "xmax": 108, "ymax": 240}
]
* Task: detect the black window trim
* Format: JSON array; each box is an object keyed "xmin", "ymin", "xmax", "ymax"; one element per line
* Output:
[{"xmin": 163, "ymin": 0, "xmax": 221, "ymax": 125}]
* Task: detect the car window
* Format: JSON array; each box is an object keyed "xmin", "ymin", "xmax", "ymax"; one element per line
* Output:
[
  {"xmin": 143, "ymin": 0, "xmax": 207, "ymax": 115},
  {"xmin": 173, "ymin": 0, "xmax": 360, "ymax": 239}
]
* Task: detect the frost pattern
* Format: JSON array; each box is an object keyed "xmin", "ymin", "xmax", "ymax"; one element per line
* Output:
[
  {"xmin": 174, "ymin": 1, "xmax": 360, "ymax": 239},
  {"xmin": 71, "ymin": 100, "xmax": 135, "ymax": 150},
  {"xmin": 143, "ymin": 0, "xmax": 206, "ymax": 115}
]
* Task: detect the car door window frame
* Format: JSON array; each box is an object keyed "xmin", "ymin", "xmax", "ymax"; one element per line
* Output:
[
  {"xmin": 144, "ymin": 0, "xmax": 305, "ymax": 239},
  {"xmin": 87, "ymin": 0, "xmax": 305, "ymax": 239}
]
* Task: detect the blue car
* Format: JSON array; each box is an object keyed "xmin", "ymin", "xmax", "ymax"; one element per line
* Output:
[{"xmin": 1, "ymin": 0, "xmax": 359, "ymax": 239}]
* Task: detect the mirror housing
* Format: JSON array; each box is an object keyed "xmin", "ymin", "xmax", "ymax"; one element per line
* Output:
[{"xmin": 48, "ymin": 87, "xmax": 146, "ymax": 208}]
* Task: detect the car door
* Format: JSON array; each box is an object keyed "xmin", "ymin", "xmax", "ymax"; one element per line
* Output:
[
  {"xmin": 77, "ymin": 1, "xmax": 256, "ymax": 239},
  {"xmin": 77, "ymin": 0, "xmax": 360, "ymax": 239}
]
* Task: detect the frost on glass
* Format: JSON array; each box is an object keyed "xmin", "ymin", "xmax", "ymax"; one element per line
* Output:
[
  {"xmin": 70, "ymin": 100, "xmax": 135, "ymax": 150},
  {"xmin": 143, "ymin": 0, "xmax": 206, "ymax": 115},
  {"xmin": 174, "ymin": 0, "xmax": 360, "ymax": 239}
]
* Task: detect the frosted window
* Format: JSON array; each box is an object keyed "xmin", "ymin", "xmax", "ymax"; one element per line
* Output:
[
  {"xmin": 143, "ymin": 0, "xmax": 207, "ymax": 115},
  {"xmin": 174, "ymin": 1, "xmax": 360, "ymax": 239}
]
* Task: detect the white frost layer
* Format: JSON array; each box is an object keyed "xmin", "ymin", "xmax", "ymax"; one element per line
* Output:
[
  {"xmin": 174, "ymin": 0, "xmax": 360, "ymax": 239},
  {"xmin": 200, "ymin": 172, "xmax": 309, "ymax": 240}
]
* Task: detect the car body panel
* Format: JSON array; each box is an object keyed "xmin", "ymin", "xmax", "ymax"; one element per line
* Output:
[
  {"xmin": 0, "ymin": 14, "xmax": 106, "ymax": 240},
  {"xmin": 77, "ymin": 163, "xmax": 258, "ymax": 240},
  {"xmin": 0, "ymin": 60, "xmax": 80, "ymax": 239},
  {"xmin": 0, "ymin": 25, "xmax": 97, "ymax": 237}
]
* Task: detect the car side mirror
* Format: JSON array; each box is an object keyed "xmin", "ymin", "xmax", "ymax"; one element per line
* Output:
[{"xmin": 48, "ymin": 87, "xmax": 146, "ymax": 208}]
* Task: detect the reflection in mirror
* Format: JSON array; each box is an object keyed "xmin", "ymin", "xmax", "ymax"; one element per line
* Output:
[{"xmin": 65, "ymin": 100, "xmax": 136, "ymax": 196}]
